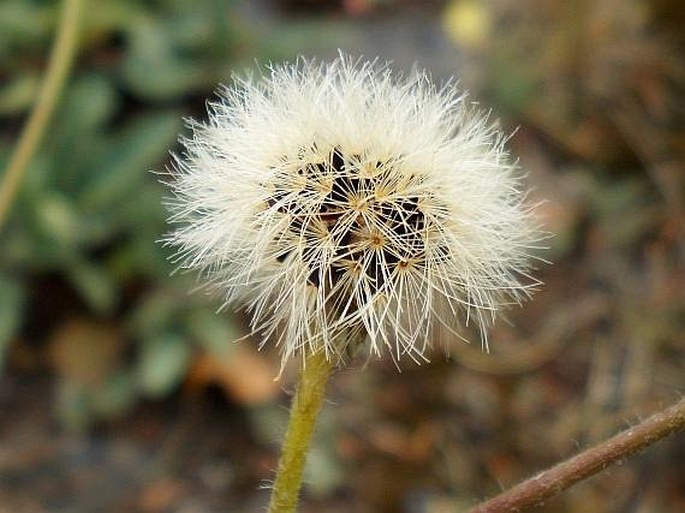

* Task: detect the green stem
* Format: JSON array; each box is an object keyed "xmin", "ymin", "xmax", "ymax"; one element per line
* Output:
[
  {"xmin": 0, "ymin": 0, "xmax": 86, "ymax": 230},
  {"xmin": 268, "ymin": 350, "xmax": 336, "ymax": 513}
]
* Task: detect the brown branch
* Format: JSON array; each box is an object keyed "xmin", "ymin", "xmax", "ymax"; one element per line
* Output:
[{"xmin": 468, "ymin": 397, "xmax": 685, "ymax": 513}]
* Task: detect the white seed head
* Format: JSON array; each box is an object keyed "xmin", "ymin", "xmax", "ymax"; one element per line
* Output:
[{"xmin": 164, "ymin": 54, "xmax": 543, "ymax": 366}]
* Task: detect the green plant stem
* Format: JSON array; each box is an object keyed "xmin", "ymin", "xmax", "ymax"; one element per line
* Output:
[
  {"xmin": 268, "ymin": 350, "xmax": 336, "ymax": 513},
  {"xmin": 468, "ymin": 397, "xmax": 685, "ymax": 513},
  {"xmin": 0, "ymin": 0, "xmax": 86, "ymax": 230}
]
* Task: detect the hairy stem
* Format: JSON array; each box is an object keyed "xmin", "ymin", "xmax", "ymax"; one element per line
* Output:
[
  {"xmin": 0, "ymin": 0, "xmax": 86, "ymax": 230},
  {"xmin": 469, "ymin": 397, "xmax": 685, "ymax": 513},
  {"xmin": 268, "ymin": 350, "xmax": 336, "ymax": 513}
]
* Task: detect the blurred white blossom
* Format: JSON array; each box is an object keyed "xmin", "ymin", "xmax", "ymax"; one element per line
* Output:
[{"xmin": 165, "ymin": 54, "xmax": 543, "ymax": 366}]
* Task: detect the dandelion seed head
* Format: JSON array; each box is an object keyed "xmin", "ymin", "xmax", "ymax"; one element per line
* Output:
[{"xmin": 165, "ymin": 54, "xmax": 543, "ymax": 366}]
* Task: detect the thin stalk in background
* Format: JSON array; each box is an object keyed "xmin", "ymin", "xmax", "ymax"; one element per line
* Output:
[
  {"xmin": 268, "ymin": 350, "xmax": 336, "ymax": 513},
  {"xmin": 468, "ymin": 397, "xmax": 685, "ymax": 513},
  {"xmin": 0, "ymin": 0, "xmax": 87, "ymax": 230}
]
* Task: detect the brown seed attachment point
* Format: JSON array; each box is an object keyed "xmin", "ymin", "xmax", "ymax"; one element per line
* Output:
[{"xmin": 266, "ymin": 146, "xmax": 440, "ymax": 294}]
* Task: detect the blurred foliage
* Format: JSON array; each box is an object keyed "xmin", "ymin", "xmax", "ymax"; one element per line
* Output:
[{"xmin": 0, "ymin": 0, "xmax": 313, "ymax": 428}]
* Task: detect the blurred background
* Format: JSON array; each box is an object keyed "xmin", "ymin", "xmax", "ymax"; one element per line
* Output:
[{"xmin": 0, "ymin": 0, "xmax": 683, "ymax": 512}]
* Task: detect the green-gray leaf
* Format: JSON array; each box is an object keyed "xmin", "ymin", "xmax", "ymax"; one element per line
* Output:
[{"xmin": 137, "ymin": 333, "xmax": 191, "ymax": 397}]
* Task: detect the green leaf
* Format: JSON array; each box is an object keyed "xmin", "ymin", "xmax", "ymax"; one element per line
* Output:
[
  {"xmin": 0, "ymin": 72, "xmax": 40, "ymax": 116},
  {"xmin": 79, "ymin": 111, "xmax": 181, "ymax": 212},
  {"xmin": 137, "ymin": 333, "xmax": 191, "ymax": 398},
  {"xmin": 66, "ymin": 258, "xmax": 118, "ymax": 315},
  {"xmin": 0, "ymin": 1, "xmax": 53, "ymax": 55},
  {"xmin": 83, "ymin": 0, "xmax": 147, "ymax": 38},
  {"xmin": 59, "ymin": 74, "xmax": 118, "ymax": 135},
  {"xmin": 121, "ymin": 14, "xmax": 218, "ymax": 100},
  {"xmin": 35, "ymin": 192, "xmax": 80, "ymax": 247},
  {"xmin": 129, "ymin": 290, "xmax": 181, "ymax": 337},
  {"xmin": 186, "ymin": 308, "xmax": 241, "ymax": 356}
]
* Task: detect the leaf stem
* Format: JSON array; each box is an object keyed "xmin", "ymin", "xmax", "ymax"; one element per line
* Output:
[
  {"xmin": 468, "ymin": 397, "xmax": 685, "ymax": 513},
  {"xmin": 268, "ymin": 350, "xmax": 336, "ymax": 513},
  {"xmin": 0, "ymin": 0, "xmax": 86, "ymax": 230}
]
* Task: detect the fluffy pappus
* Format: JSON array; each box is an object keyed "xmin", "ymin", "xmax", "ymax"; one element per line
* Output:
[{"xmin": 164, "ymin": 54, "xmax": 543, "ymax": 367}]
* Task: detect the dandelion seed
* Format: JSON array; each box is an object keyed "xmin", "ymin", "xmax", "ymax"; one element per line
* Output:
[{"xmin": 164, "ymin": 54, "xmax": 543, "ymax": 367}]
